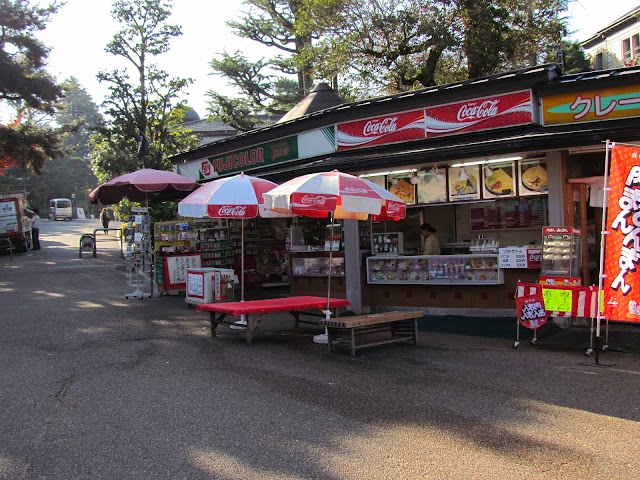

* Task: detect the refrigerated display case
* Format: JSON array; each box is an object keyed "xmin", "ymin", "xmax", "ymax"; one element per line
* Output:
[
  {"xmin": 366, "ymin": 254, "xmax": 503, "ymax": 285},
  {"xmin": 185, "ymin": 267, "xmax": 235, "ymax": 306},
  {"xmin": 540, "ymin": 226, "xmax": 582, "ymax": 286}
]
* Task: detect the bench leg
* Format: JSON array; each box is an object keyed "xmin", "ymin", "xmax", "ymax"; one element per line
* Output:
[
  {"xmin": 210, "ymin": 313, "xmax": 227, "ymax": 337},
  {"xmin": 412, "ymin": 318, "xmax": 418, "ymax": 345},
  {"xmin": 246, "ymin": 314, "xmax": 263, "ymax": 344},
  {"xmin": 350, "ymin": 328, "xmax": 356, "ymax": 357},
  {"xmin": 291, "ymin": 311, "xmax": 300, "ymax": 329}
]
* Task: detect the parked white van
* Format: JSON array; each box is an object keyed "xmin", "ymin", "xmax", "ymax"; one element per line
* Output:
[{"xmin": 49, "ymin": 198, "xmax": 73, "ymax": 220}]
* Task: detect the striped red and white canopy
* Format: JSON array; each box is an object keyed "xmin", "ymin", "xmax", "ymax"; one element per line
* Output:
[
  {"xmin": 263, "ymin": 170, "xmax": 406, "ymax": 221},
  {"xmin": 178, "ymin": 173, "xmax": 280, "ymax": 219}
]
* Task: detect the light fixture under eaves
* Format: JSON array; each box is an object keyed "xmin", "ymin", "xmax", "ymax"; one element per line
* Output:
[
  {"xmin": 360, "ymin": 168, "xmax": 417, "ymax": 178},
  {"xmin": 451, "ymin": 156, "xmax": 523, "ymax": 168}
]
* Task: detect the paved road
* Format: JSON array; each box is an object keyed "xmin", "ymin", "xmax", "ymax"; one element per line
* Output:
[{"xmin": 1, "ymin": 219, "xmax": 639, "ymax": 479}]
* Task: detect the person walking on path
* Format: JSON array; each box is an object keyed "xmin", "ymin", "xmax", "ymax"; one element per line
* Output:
[
  {"xmin": 100, "ymin": 208, "xmax": 111, "ymax": 234},
  {"xmin": 31, "ymin": 209, "xmax": 41, "ymax": 250}
]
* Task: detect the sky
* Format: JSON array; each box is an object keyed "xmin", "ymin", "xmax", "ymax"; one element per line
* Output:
[{"xmin": 36, "ymin": 0, "xmax": 640, "ymax": 117}]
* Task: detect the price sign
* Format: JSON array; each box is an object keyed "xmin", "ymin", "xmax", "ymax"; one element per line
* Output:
[
  {"xmin": 499, "ymin": 247, "xmax": 527, "ymax": 268},
  {"xmin": 542, "ymin": 288, "xmax": 572, "ymax": 313}
]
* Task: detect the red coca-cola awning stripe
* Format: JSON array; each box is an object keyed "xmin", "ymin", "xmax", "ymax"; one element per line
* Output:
[
  {"xmin": 426, "ymin": 90, "xmax": 532, "ymax": 137},
  {"xmin": 336, "ymin": 110, "xmax": 426, "ymax": 151}
]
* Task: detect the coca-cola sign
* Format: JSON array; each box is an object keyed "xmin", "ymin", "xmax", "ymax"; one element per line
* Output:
[
  {"xmin": 426, "ymin": 90, "xmax": 533, "ymax": 138},
  {"xmin": 363, "ymin": 117, "xmax": 398, "ymax": 136},
  {"xmin": 527, "ymin": 249, "xmax": 542, "ymax": 268},
  {"xmin": 343, "ymin": 186, "xmax": 369, "ymax": 194},
  {"xmin": 337, "ymin": 110, "xmax": 426, "ymax": 151},
  {"xmin": 300, "ymin": 195, "xmax": 328, "ymax": 206},
  {"xmin": 457, "ymin": 100, "xmax": 500, "ymax": 121},
  {"xmin": 208, "ymin": 204, "xmax": 257, "ymax": 218}
]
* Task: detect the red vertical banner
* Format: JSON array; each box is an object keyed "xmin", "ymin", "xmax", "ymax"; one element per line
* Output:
[{"xmin": 603, "ymin": 145, "xmax": 640, "ymax": 322}]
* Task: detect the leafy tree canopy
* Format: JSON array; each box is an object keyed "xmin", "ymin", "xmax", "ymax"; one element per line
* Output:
[
  {"xmin": 0, "ymin": 0, "xmax": 75, "ymax": 173},
  {"xmin": 90, "ymin": 0, "xmax": 200, "ymax": 183}
]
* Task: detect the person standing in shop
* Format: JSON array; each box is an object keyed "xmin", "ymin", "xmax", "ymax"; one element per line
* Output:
[
  {"xmin": 31, "ymin": 208, "xmax": 41, "ymax": 250},
  {"xmin": 421, "ymin": 223, "xmax": 440, "ymax": 255}
]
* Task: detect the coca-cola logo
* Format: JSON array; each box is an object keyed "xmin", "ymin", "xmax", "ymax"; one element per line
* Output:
[
  {"xmin": 343, "ymin": 186, "xmax": 368, "ymax": 194},
  {"xmin": 301, "ymin": 195, "xmax": 327, "ymax": 206},
  {"xmin": 218, "ymin": 205, "xmax": 247, "ymax": 216},
  {"xmin": 528, "ymin": 253, "xmax": 541, "ymax": 262},
  {"xmin": 363, "ymin": 117, "xmax": 398, "ymax": 136},
  {"xmin": 386, "ymin": 202, "xmax": 402, "ymax": 213},
  {"xmin": 457, "ymin": 100, "xmax": 500, "ymax": 121}
]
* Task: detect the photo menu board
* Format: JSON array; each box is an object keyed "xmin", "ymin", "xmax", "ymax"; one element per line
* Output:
[{"xmin": 470, "ymin": 197, "xmax": 547, "ymax": 231}]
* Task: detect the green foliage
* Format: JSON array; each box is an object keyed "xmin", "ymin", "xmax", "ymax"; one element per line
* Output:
[
  {"xmin": 556, "ymin": 40, "xmax": 593, "ymax": 74},
  {"xmin": 91, "ymin": 0, "xmax": 198, "ymax": 182},
  {"xmin": 0, "ymin": 0, "xmax": 73, "ymax": 173},
  {"xmin": 206, "ymin": 0, "xmax": 347, "ymax": 130}
]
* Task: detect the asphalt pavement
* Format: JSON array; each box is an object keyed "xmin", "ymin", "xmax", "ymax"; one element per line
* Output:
[{"xmin": 1, "ymin": 218, "xmax": 639, "ymax": 480}]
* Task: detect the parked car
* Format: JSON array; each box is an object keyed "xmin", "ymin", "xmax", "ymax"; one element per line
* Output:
[{"xmin": 49, "ymin": 198, "xmax": 73, "ymax": 220}]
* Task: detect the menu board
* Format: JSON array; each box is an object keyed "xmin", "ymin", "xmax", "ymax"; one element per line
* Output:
[
  {"xmin": 163, "ymin": 254, "xmax": 202, "ymax": 290},
  {"xmin": 482, "ymin": 162, "xmax": 516, "ymax": 199},
  {"xmin": 518, "ymin": 159, "xmax": 548, "ymax": 196},
  {"xmin": 417, "ymin": 167, "xmax": 448, "ymax": 204},
  {"xmin": 470, "ymin": 198, "xmax": 547, "ymax": 231},
  {"xmin": 448, "ymin": 165, "xmax": 481, "ymax": 202}
]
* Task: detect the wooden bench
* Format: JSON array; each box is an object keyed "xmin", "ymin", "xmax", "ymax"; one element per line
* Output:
[{"xmin": 319, "ymin": 310, "xmax": 422, "ymax": 357}]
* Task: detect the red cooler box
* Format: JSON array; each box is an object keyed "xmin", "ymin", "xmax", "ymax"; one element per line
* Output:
[{"xmin": 185, "ymin": 267, "xmax": 235, "ymax": 306}]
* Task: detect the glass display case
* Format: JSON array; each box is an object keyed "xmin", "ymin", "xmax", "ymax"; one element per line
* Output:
[
  {"xmin": 366, "ymin": 254, "xmax": 503, "ymax": 285},
  {"xmin": 540, "ymin": 226, "xmax": 582, "ymax": 285},
  {"xmin": 291, "ymin": 255, "xmax": 345, "ymax": 277},
  {"xmin": 371, "ymin": 232, "xmax": 404, "ymax": 255}
]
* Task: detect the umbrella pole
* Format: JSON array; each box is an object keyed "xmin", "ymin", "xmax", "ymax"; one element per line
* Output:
[
  {"xmin": 314, "ymin": 213, "xmax": 333, "ymax": 345},
  {"xmin": 241, "ymin": 218, "xmax": 245, "ymax": 302}
]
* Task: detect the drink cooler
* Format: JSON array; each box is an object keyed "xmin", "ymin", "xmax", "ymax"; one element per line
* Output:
[{"xmin": 185, "ymin": 268, "xmax": 235, "ymax": 306}]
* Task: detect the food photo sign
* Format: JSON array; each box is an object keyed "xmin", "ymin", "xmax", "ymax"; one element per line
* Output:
[
  {"xmin": 482, "ymin": 161, "xmax": 516, "ymax": 199},
  {"xmin": 417, "ymin": 167, "xmax": 448, "ymax": 204},
  {"xmin": 388, "ymin": 176, "xmax": 416, "ymax": 205},
  {"xmin": 448, "ymin": 165, "xmax": 480, "ymax": 202},
  {"xmin": 518, "ymin": 159, "xmax": 548, "ymax": 196}
]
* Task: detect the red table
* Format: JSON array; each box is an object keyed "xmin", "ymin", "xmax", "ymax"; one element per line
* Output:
[{"xmin": 196, "ymin": 296, "xmax": 351, "ymax": 343}]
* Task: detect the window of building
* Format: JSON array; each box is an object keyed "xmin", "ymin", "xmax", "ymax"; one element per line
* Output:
[
  {"xmin": 622, "ymin": 33, "xmax": 640, "ymax": 62},
  {"xmin": 594, "ymin": 51, "xmax": 604, "ymax": 70}
]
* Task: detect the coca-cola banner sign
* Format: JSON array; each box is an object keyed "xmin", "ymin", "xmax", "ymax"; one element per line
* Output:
[
  {"xmin": 208, "ymin": 204, "xmax": 259, "ymax": 218},
  {"xmin": 426, "ymin": 90, "xmax": 533, "ymax": 137},
  {"xmin": 336, "ymin": 110, "xmax": 426, "ymax": 151},
  {"xmin": 603, "ymin": 145, "xmax": 640, "ymax": 323},
  {"xmin": 290, "ymin": 193, "xmax": 338, "ymax": 213}
]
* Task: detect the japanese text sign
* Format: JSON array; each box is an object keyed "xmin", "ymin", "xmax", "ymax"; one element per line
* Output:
[
  {"xmin": 516, "ymin": 291, "xmax": 548, "ymax": 329},
  {"xmin": 603, "ymin": 145, "xmax": 640, "ymax": 322},
  {"xmin": 542, "ymin": 85, "xmax": 640, "ymax": 125}
]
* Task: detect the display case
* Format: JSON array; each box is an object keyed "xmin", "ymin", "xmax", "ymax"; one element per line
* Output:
[
  {"xmin": 540, "ymin": 226, "xmax": 582, "ymax": 285},
  {"xmin": 371, "ymin": 232, "xmax": 404, "ymax": 255},
  {"xmin": 291, "ymin": 254, "xmax": 345, "ymax": 277},
  {"xmin": 197, "ymin": 226, "xmax": 234, "ymax": 268},
  {"xmin": 366, "ymin": 254, "xmax": 503, "ymax": 285}
]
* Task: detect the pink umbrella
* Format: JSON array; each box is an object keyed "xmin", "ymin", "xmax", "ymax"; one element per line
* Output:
[
  {"xmin": 178, "ymin": 172, "xmax": 285, "ymax": 302},
  {"xmin": 264, "ymin": 170, "xmax": 406, "ymax": 342},
  {"xmin": 89, "ymin": 168, "xmax": 197, "ymax": 205}
]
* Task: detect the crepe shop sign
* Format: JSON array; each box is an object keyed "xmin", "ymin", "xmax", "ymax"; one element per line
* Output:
[
  {"xmin": 336, "ymin": 110, "xmax": 426, "ymax": 150},
  {"xmin": 516, "ymin": 292, "xmax": 548, "ymax": 330}
]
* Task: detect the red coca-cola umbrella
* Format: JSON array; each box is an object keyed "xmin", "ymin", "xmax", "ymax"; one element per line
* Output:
[
  {"xmin": 264, "ymin": 170, "xmax": 406, "ymax": 343},
  {"xmin": 89, "ymin": 168, "xmax": 197, "ymax": 205},
  {"xmin": 178, "ymin": 173, "xmax": 285, "ymax": 302}
]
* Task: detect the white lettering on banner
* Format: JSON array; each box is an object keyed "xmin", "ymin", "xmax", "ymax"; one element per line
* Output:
[
  {"xmin": 363, "ymin": 117, "xmax": 398, "ymax": 136},
  {"xmin": 218, "ymin": 206, "xmax": 248, "ymax": 216},
  {"xmin": 301, "ymin": 195, "xmax": 328, "ymax": 206},
  {"xmin": 343, "ymin": 187, "xmax": 368, "ymax": 194},
  {"xmin": 386, "ymin": 202, "xmax": 402, "ymax": 213},
  {"xmin": 610, "ymin": 161, "xmax": 640, "ymax": 295},
  {"xmin": 457, "ymin": 100, "xmax": 500, "ymax": 121},
  {"xmin": 520, "ymin": 300, "xmax": 546, "ymax": 322}
]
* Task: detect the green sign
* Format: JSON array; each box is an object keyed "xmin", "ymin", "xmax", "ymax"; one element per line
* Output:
[
  {"xmin": 542, "ymin": 288, "xmax": 572, "ymax": 313},
  {"xmin": 202, "ymin": 136, "xmax": 298, "ymax": 178}
]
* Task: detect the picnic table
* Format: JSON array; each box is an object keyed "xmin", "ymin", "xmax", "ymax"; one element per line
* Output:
[{"xmin": 196, "ymin": 296, "xmax": 351, "ymax": 344}]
